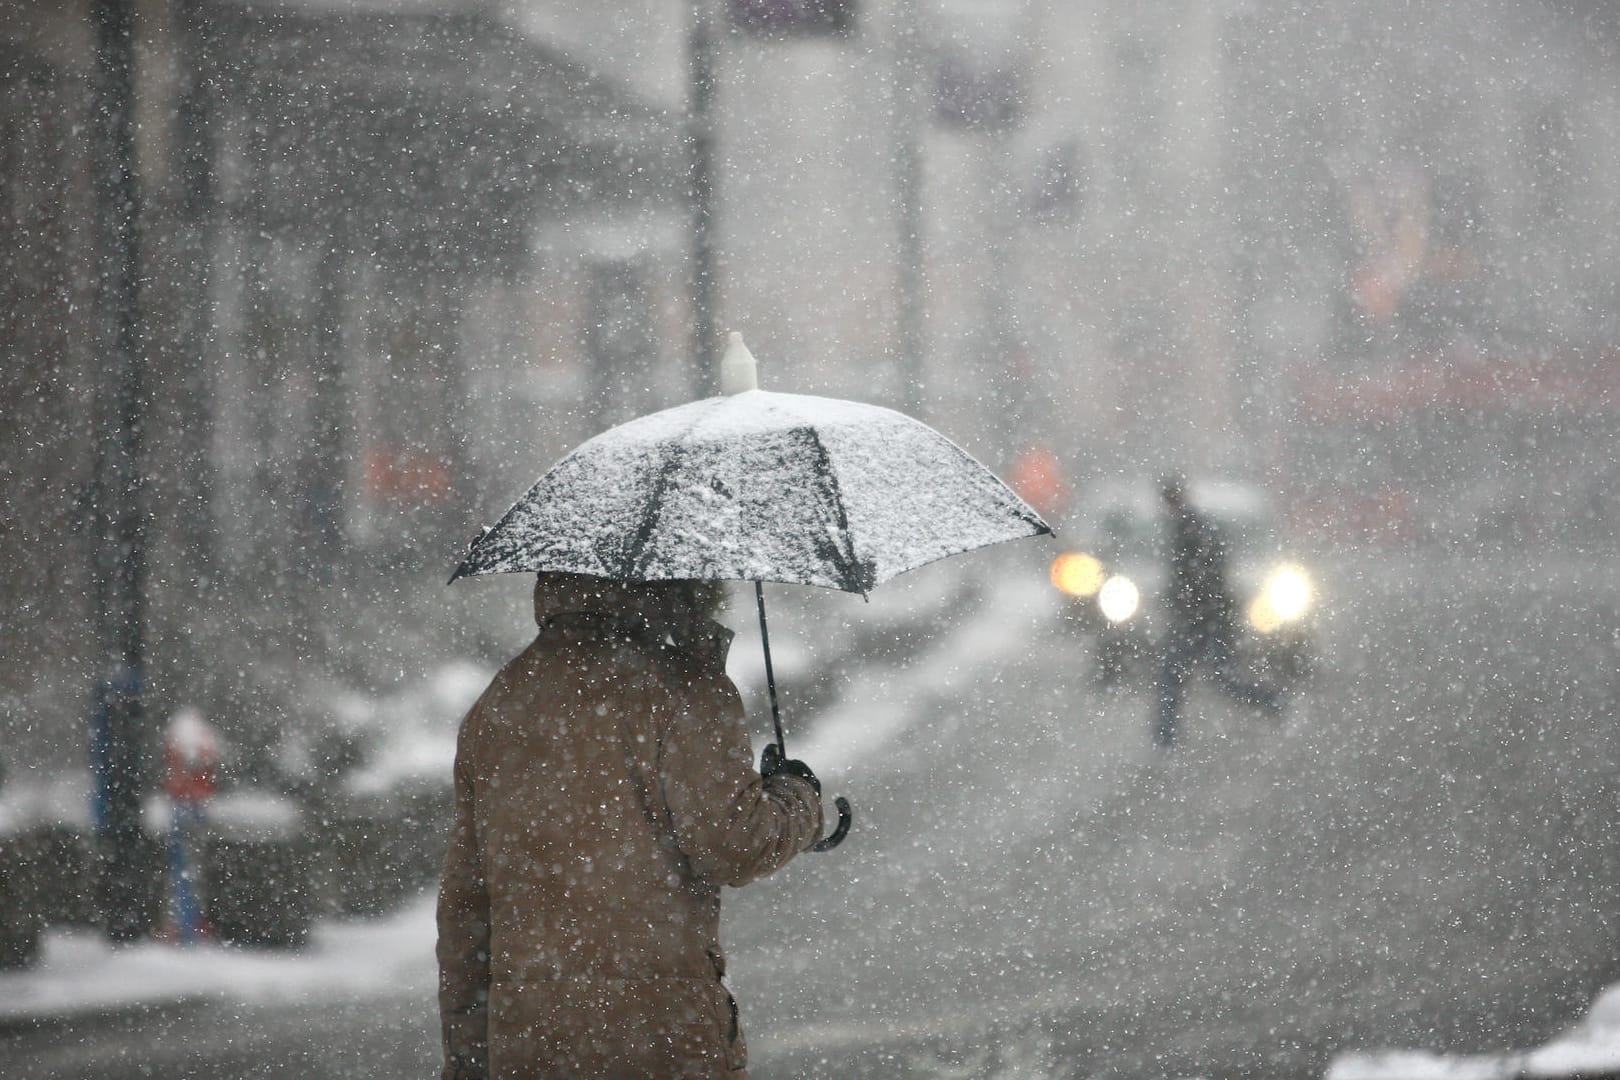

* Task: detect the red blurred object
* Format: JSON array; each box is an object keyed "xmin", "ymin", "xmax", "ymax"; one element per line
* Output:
[
  {"xmin": 163, "ymin": 708, "xmax": 220, "ymax": 806},
  {"xmin": 1009, "ymin": 445, "xmax": 1072, "ymax": 521},
  {"xmin": 365, "ymin": 443, "xmax": 453, "ymax": 505}
]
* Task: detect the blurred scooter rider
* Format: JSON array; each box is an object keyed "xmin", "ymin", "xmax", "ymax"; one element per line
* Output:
[{"xmin": 1153, "ymin": 475, "xmax": 1282, "ymax": 748}]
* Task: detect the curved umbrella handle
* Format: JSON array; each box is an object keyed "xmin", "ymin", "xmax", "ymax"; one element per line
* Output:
[{"xmin": 811, "ymin": 796, "xmax": 852, "ymax": 853}]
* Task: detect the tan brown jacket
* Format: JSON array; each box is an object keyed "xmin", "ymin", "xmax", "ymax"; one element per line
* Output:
[{"xmin": 437, "ymin": 578, "xmax": 824, "ymax": 1079}]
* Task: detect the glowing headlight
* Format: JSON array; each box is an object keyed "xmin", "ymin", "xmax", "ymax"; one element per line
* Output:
[
  {"xmin": 1050, "ymin": 552, "xmax": 1105, "ymax": 598},
  {"xmin": 1097, "ymin": 575, "xmax": 1141, "ymax": 623},
  {"xmin": 1248, "ymin": 564, "xmax": 1314, "ymax": 633}
]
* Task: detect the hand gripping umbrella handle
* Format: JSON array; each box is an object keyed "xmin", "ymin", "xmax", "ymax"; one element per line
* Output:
[
  {"xmin": 754, "ymin": 582, "xmax": 852, "ymax": 853},
  {"xmin": 811, "ymin": 796, "xmax": 852, "ymax": 853}
]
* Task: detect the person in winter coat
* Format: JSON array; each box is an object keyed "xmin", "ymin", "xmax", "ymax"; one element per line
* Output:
[
  {"xmin": 437, "ymin": 571, "xmax": 825, "ymax": 1080},
  {"xmin": 1153, "ymin": 475, "xmax": 1283, "ymax": 748}
]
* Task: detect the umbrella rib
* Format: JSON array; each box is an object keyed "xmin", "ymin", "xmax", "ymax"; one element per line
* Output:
[
  {"xmin": 622, "ymin": 401, "xmax": 723, "ymax": 579},
  {"xmin": 797, "ymin": 426, "xmax": 874, "ymax": 595},
  {"xmin": 935, "ymin": 437, "xmax": 1054, "ymax": 536},
  {"xmin": 622, "ymin": 439, "xmax": 685, "ymax": 579}
]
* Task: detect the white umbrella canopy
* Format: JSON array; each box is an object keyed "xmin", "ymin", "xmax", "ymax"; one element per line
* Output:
[{"xmin": 450, "ymin": 340, "xmax": 1050, "ymax": 590}]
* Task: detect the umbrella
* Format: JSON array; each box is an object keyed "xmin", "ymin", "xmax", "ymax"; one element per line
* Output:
[{"xmin": 451, "ymin": 333, "xmax": 1053, "ymax": 849}]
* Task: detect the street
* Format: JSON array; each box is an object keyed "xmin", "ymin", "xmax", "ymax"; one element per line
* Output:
[
  {"xmin": 732, "ymin": 552, "xmax": 1620, "ymax": 1077},
  {"xmin": 5, "ymin": 551, "xmax": 1619, "ymax": 1078}
]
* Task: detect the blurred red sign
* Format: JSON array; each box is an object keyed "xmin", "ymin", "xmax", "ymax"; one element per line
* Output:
[
  {"xmin": 365, "ymin": 444, "xmax": 453, "ymax": 505},
  {"xmin": 1009, "ymin": 445, "xmax": 1071, "ymax": 520}
]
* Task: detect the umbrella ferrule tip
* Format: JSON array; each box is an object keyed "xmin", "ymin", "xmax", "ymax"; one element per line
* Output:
[{"xmin": 720, "ymin": 331, "xmax": 759, "ymax": 394}]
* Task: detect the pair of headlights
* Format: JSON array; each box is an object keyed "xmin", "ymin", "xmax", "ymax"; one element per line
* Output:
[
  {"xmin": 1049, "ymin": 552, "xmax": 1141, "ymax": 622},
  {"xmin": 1050, "ymin": 553, "xmax": 1315, "ymax": 632}
]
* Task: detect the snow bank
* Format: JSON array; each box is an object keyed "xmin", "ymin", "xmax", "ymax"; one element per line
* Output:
[
  {"xmin": 0, "ymin": 771, "xmax": 91, "ymax": 835},
  {"xmin": 339, "ymin": 659, "xmax": 489, "ymax": 798},
  {"xmin": 794, "ymin": 572, "xmax": 1056, "ymax": 776},
  {"xmin": 0, "ymin": 895, "xmax": 437, "ymax": 1022},
  {"xmin": 1328, "ymin": 983, "xmax": 1620, "ymax": 1080}
]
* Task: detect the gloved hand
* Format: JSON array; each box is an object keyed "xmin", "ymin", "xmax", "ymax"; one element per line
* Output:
[{"xmin": 760, "ymin": 742, "xmax": 821, "ymax": 796}]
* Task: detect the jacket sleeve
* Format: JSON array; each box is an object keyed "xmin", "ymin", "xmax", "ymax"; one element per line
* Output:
[
  {"xmin": 436, "ymin": 708, "xmax": 491, "ymax": 1080},
  {"xmin": 659, "ymin": 672, "xmax": 824, "ymax": 888}
]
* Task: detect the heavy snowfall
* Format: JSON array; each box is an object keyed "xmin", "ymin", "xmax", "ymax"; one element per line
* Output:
[{"xmin": 3, "ymin": 0, "xmax": 1619, "ymax": 1077}]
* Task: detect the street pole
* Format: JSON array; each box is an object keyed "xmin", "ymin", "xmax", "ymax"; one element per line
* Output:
[
  {"xmin": 892, "ymin": 0, "xmax": 927, "ymax": 416},
  {"xmin": 688, "ymin": 3, "xmax": 720, "ymax": 399},
  {"xmin": 90, "ymin": 0, "xmax": 152, "ymax": 942},
  {"xmin": 176, "ymin": 0, "xmax": 219, "ymax": 580}
]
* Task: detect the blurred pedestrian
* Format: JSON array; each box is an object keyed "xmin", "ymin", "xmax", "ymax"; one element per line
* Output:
[
  {"xmin": 1153, "ymin": 475, "xmax": 1283, "ymax": 748},
  {"xmin": 437, "ymin": 571, "xmax": 824, "ymax": 1080}
]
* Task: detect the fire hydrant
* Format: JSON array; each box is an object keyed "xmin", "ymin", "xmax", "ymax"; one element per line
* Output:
[{"xmin": 163, "ymin": 707, "xmax": 220, "ymax": 943}]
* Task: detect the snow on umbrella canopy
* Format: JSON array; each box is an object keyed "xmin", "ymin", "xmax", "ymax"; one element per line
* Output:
[
  {"xmin": 451, "ymin": 335, "xmax": 1051, "ymax": 854},
  {"xmin": 449, "ymin": 388, "xmax": 1052, "ymax": 592}
]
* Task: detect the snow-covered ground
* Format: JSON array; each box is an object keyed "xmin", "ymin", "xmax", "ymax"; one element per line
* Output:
[
  {"xmin": 5, "ymin": 845, "xmax": 1619, "ymax": 1077},
  {"xmin": 0, "ymin": 896, "xmax": 436, "ymax": 1025},
  {"xmin": 1328, "ymin": 984, "xmax": 1620, "ymax": 1080}
]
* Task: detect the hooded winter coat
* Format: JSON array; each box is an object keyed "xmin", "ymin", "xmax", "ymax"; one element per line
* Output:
[{"xmin": 437, "ymin": 574, "xmax": 824, "ymax": 1080}]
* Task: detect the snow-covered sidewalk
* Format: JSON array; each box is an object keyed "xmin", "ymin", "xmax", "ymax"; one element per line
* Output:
[
  {"xmin": 9, "ymin": 893, "xmax": 1617, "ymax": 1080},
  {"xmin": 0, "ymin": 893, "xmax": 437, "ymax": 1027}
]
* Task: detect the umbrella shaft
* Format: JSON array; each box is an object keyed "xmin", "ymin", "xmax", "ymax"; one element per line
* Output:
[{"xmin": 754, "ymin": 581, "xmax": 787, "ymax": 754}]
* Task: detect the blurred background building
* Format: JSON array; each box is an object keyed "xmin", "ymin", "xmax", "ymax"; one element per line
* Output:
[{"xmin": 3, "ymin": 0, "xmax": 1619, "ymax": 774}]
